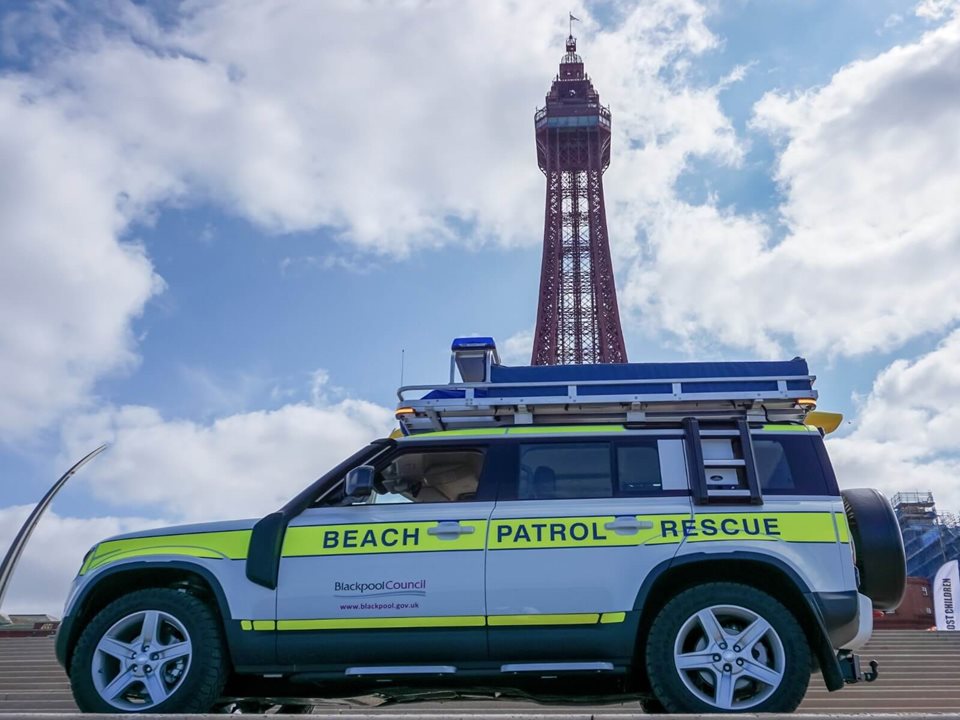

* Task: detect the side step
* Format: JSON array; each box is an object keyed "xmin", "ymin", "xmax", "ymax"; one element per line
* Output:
[
  {"xmin": 343, "ymin": 661, "xmax": 618, "ymax": 678},
  {"xmin": 345, "ymin": 665, "xmax": 456, "ymax": 676},
  {"xmin": 501, "ymin": 662, "xmax": 614, "ymax": 673}
]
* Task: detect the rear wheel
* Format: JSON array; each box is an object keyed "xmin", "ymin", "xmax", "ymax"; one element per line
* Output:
[
  {"xmin": 645, "ymin": 582, "xmax": 810, "ymax": 713},
  {"xmin": 70, "ymin": 587, "xmax": 228, "ymax": 713}
]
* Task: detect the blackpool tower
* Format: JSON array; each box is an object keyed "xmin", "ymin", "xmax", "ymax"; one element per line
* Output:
[{"xmin": 531, "ymin": 30, "xmax": 627, "ymax": 365}]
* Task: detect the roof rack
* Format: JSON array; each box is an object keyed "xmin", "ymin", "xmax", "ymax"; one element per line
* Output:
[{"xmin": 396, "ymin": 338, "xmax": 817, "ymax": 435}]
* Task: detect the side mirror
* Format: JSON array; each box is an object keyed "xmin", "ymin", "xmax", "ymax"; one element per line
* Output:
[{"xmin": 344, "ymin": 465, "xmax": 375, "ymax": 499}]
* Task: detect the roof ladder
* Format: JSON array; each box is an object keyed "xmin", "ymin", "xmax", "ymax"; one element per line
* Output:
[{"xmin": 683, "ymin": 418, "xmax": 763, "ymax": 506}]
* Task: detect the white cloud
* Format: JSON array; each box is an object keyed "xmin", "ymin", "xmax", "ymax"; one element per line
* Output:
[
  {"xmin": 828, "ymin": 329, "xmax": 960, "ymax": 513},
  {"xmin": 916, "ymin": 0, "xmax": 960, "ymax": 20},
  {"xmin": 27, "ymin": 0, "xmax": 735, "ymax": 258},
  {"xmin": 588, "ymin": 2, "xmax": 743, "ymax": 263},
  {"xmin": 12, "ymin": 1, "xmax": 560, "ymax": 253},
  {"xmin": 884, "ymin": 13, "xmax": 905, "ymax": 30},
  {"xmin": 0, "ymin": 76, "xmax": 163, "ymax": 438},
  {"xmin": 60, "ymin": 398, "xmax": 394, "ymax": 522},
  {"xmin": 500, "ymin": 329, "xmax": 534, "ymax": 366},
  {"xmin": 622, "ymin": 13, "xmax": 960, "ymax": 359},
  {"xmin": 0, "ymin": 507, "xmax": 159, "ymax": 616}
]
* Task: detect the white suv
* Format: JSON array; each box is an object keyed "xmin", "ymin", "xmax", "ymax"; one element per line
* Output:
[{"xmin": 56, "ymin": 338, "xmax": 905, "ymax": 713}]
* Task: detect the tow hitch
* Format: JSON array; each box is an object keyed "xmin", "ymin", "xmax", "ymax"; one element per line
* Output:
[{"xmin": 839, "ymin": 652, "xmax": 879, "ymax": 683}]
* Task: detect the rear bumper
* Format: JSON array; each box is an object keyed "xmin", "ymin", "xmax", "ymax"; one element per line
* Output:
[
  {"xmin": 843, "ymin": 593, "xmax": 873, "ymax": 650},
  {"xmin": 810, "ymin": 590, "xmax": 871, "ymax": 649}
]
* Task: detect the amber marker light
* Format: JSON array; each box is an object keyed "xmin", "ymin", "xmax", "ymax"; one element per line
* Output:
[
  {"xmin": 797, "ymin": 398, "xmax": 817, "ymax": 409},
  {"xmin": 395, "ymin": 407, "xmax": 415, "ymax": 418}
]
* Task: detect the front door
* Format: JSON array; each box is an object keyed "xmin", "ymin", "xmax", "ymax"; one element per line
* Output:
[
  {"xmin": 276, "ymin": 443, "xmax": 495, "ymax": 670},
  {"xmin": 485, "ymin": 432, "xmax": 693, "ymax": 666}
]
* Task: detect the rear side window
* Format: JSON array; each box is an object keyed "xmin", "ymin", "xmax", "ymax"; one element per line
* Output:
[
  {"xmin": 505, "ymin": 439, "xmax": 677, "ymax": 500},
  {"xmin": 517, "ymin": 443, "xmax": 613, "ymax": 500},
  {"xmin": 753, "ymin": 435, "xmax": 831, "ymax": 495},
  {"xmin": 616, "ymin": 441, "xmax": 663, "ymax": 494}
]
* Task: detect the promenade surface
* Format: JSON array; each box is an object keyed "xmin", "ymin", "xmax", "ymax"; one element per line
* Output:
[{"xmin": 1, "ymin": 630, "xmax": 958, "ymax": 714}]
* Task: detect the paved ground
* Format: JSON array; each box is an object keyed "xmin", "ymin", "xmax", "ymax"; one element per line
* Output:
[{"xmin": 1, "ymin": 630, "xmax": 958, "ymax": 714}]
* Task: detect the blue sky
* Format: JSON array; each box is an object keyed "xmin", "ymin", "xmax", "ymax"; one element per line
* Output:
[{"xmin": 1, "ymin": 0, "xmax": 960, "ymax": 612}]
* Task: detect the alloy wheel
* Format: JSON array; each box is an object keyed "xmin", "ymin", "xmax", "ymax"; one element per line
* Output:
[
  {"xmin": 90, "ymin": 609, "xmax": 192, "ymax": 710},
  {"xmin": 672, "ymin": 603, "xmax": 785, "ymax": 710}
]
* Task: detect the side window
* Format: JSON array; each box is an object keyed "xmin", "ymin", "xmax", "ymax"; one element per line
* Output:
[
  {"xmin": 753, "ymin": 436, "xmax": 829, "ymax": 495},
  {"xmin": 374, "ymin": 450, "xmax": 484, "ymax": 504},
  {"xmin": 616, "ymin": 441, "xmax": 663, "ymax": 494},
  {"xmin": 517, "ymin": 443, "xmax": 612, "ymax": 500}
]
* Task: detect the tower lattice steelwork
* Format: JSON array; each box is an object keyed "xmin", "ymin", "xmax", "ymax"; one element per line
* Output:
[{"xmin": 531, "ymin": 32, "xmax": 627, "ymax": 365}]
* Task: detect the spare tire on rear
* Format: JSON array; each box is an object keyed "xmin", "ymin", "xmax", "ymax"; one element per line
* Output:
[{"xmin": 842, "ymin": 488, "xmax": 906, "ymax": 611}]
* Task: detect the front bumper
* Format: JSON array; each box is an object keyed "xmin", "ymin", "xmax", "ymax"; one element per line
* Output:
[{"xmin": 54, "ymin": 613, "xmax": 76, "ymax": 669}]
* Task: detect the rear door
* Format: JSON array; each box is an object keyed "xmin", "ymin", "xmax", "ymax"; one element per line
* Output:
[
  {"xmin": 678, "ymin": 426, "xmax": 850, "ymax": 591},
  {"xmin": 275, "ymin": 442, "xmax": 496, "ymax": 670},
  {"xmin": 484, "ymin": 429, "xmax": 693, "ymax": 666}
]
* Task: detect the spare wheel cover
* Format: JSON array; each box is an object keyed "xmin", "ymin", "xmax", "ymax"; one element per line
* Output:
[{"xmin": 842, "ymin": 488, "xmax": 906, "ymax": 611}]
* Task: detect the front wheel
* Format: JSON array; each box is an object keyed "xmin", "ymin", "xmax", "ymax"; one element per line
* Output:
[
  {"xmin": 645, "ymin": 582, "xmax": 810, "ymax": 713},
  {"xmin": 70, "ymin": 587, "xmax": 228, "ymax": 713}
]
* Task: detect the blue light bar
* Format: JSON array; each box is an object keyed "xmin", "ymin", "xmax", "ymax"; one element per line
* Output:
[
  {"xmin": 451, "ymin": 337, "xmax": 497, "ymax": 351},
  {"xmin": 450, "ymin": 337, "xmax": 499, "ymax": 383}
]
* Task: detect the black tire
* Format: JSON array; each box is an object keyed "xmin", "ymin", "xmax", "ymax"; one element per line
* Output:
[
  {"xmin": 275, "ymin": 704, "xmax": 314, "ymax": 714},
  {"xmin": 639, "ymin": 695, "xmax": 667, "ymax": 713},
  {"xmin": 215, "ymin": 701, "xmax": 314, "ymax": 714},
  {"xmin": 843, "ymin": 488, "xmax": 906, "ymax": 610},
  {"xmin": 70, "ymin": 587, "xmax": 228, "ymax": 713},
  {"xmin": 645, "ymin": 582, "xmax": 810, "ymax": 713}
]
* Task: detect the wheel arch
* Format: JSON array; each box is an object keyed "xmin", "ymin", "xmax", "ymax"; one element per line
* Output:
[
  {"xmin": 57, "ymin": 560, "xmax": 234, "ymax": 673},
  {"xmin": 632, "ymin": 552, "xmax": 844, "ymax": 692}
]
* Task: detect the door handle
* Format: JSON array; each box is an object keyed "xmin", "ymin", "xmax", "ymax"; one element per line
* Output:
[
  {"xmin": 604, "ymin": 517, "xmax": 654, "ymax": 534},
  {"xmin": 428, "ymin": 522, "xmax": 476, "ymax": 538}
]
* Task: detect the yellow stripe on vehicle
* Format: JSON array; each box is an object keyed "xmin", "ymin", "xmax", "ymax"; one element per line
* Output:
[
  {"xmin": 600, "ymin": 612, "xmax": 626, "ymax": 624},
  {"xmin": 81, "ymin": 530, "xmax": 252, "ymax": 575},
  {"xmin": 403, "ymin": 425, "xmax": 627, "ymax": 439},
  {"xmin": 282, "ymin": 520, "xmax": 488, "ymax": 557},
  {"xmin": 834, "ymin": 511, "xmax": 851, "ymax": 543},
  {"xmin": 403, "ymin": 428, "xmax": 509, "ymax": 439},
  {"xmin": 489, "ymin": 512, "xmax": 842, "ymax": 549},
  {"xmin": 277, "ymin": 615, "xmax": 486, "ymax": 631},
  {"xmin": 487, "ymin": 613, "xmax": 600, "ymax": 626},
  {"xmin": 241, "ymin": 612, "xmax": 627, "ymax": 631},
  {"xmin": 680, "ymin": 512, "xmax": 840, "ymax": 544},
  {"xmin": 506, "ymin": 425, "xmax": 625, "ymax": 434},
  {"xmin": 80, "ymin": 511, "xmax": 846, "ymax": 575},
  {"xmin": 489, "ymin": 516, "xmax": 672, "ymax": 549}
]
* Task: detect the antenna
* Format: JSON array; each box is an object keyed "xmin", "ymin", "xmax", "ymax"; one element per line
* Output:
[{"xmin": 400, "ymin": 348, "xmax": 405, "ymax": 387}]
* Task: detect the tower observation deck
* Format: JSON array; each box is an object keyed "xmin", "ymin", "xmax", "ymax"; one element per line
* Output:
[{"xmin": 531, "ymin": 33, "xmax": 627, "ymax": 365}]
